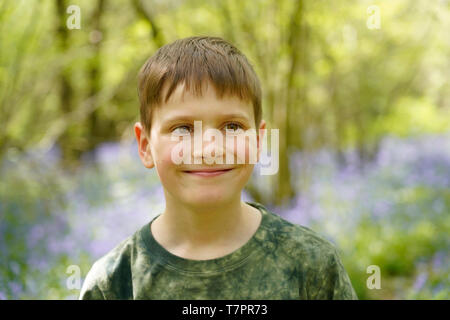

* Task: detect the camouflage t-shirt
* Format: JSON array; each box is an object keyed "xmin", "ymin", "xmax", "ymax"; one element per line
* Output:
[{"xmin": 79, "ymin": 201, "xmax": 358, "ymax": 300}]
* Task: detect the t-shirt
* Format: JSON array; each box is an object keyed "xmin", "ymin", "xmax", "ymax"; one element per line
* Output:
[{"xmin": 79, "ymin": 201, "xmax": 358, "ymax": 300}]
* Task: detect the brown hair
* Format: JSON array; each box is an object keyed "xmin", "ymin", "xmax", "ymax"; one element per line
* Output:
[{"xmin": 137, "ymin": 36, "xmax": 262, "ymax": 135}]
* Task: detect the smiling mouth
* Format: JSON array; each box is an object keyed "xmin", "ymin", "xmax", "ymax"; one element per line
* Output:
[{"xmin": 183, "ymin": 168, "xmax": 234, "ymax": 177}]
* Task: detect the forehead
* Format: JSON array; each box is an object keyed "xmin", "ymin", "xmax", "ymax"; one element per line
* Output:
[{"xmin": 153, "ymin": 81, "xmax": 255, "ymax": 123}]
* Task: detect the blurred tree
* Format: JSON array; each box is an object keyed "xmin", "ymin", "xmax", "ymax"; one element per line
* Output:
[
  {"xmin": 55, "ymin": 0, "xmax": 77, "ymax": 166},
  {"xmin": 0, "ymin": 0, "xmax": 41, "ymax": 162},
  {"xmin": 132, "ymin": 0, "xmax": 165, "ymax": 48},
  {"xmin": 86, "ymin": 0, "xmax": 106, "ymax": 152}
]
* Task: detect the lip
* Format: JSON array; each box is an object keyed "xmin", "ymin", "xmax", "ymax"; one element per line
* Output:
[{"xmin": 183, "ymin": 168, "xmax": 234, "ymax": 177}]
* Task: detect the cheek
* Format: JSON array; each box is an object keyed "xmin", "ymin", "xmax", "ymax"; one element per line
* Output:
[
  {"xmin": 152, "ymin": 142, "xmax": 180, "ymax": 180},
  {"xmin": 225, "ymin": 136, "xmax": 256, "ymax": 183},
  {"xmin": 231, "ymin": 134, "xmax": 259, "ymax": 164}
]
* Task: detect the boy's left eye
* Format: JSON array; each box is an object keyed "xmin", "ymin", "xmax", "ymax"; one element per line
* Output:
[{"xmin": 224, "ymin": 122, "xmax": 243, "ymax": 132}]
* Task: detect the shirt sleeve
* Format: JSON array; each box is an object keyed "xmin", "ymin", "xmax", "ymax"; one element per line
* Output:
[
  {"xmin": 78, "ymin": 262, "xmax": 107, "ymax": 300},
  {"xmin": 78, "ymin": 283, "xmax": 106, "ymax": 300},
  {"xmin": 309, "ymin": 246, "xmax": 359, "ymax": 300}
]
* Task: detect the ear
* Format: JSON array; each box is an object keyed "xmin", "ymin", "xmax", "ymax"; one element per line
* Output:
[
  {"xmin": 134, "ymin": 122, "xmax": 155, "ymax": 169},
  {"xmin": 256, "ymin": 120, "xmax": 266, "ymax": 163}
]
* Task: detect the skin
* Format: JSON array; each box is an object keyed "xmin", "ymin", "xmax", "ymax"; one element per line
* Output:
[{"xmin": 134, "ymin": 81, "xmax": 266, "ymax": 260}]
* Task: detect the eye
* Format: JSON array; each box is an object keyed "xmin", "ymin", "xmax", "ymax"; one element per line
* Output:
[
  {"xmin": 172, "ymin": 125, "xmax": 192, "ymax": 135},
  {"xmin": 224, "ymin": 122, "xmax": 244, "ymax": 132}
]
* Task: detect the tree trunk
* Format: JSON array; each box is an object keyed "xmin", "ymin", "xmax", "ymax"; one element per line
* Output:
[{"xmin": 55, "ymin": 0, "xmax": 77, "ymax": 168}]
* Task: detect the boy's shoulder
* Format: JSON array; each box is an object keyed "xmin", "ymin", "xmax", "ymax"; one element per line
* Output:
[
  {"xmin": 250, "ymin": 201, "xmax": 340, "ymax": 257},
  {"xmin": 252, "ymin": 202, "xmax": 357, "ymax": 299},
  {"xmin": 79, "ymin": 225, "xmax": 145, "ymax": 299}
]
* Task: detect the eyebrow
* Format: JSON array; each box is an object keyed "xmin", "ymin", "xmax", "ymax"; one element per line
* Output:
[{"xmin": 162, "ymin": 113, "xmax": 251, "ymax": 124}]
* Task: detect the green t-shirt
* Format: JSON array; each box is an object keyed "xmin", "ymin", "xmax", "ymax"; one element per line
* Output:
[{"xmin": 79, "ymin": 201, "xmax": 358, "ymax": 300}]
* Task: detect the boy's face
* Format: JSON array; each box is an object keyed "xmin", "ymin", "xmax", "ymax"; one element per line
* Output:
[{"xmin": 134, "ymin": 81, "xmax": 265, "ymax": 208}]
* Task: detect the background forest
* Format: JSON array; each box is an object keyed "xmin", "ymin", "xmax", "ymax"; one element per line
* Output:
[{"xmin": 0, "ymin": 0, "xmax": 449, "ymax": 299}]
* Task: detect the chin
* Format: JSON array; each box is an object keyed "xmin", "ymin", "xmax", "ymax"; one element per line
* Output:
[{"xmin": 183, "ymin": 189, "xmax": 236, "ymax": 207}]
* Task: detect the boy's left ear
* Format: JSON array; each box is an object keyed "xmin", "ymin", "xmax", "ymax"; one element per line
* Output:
[{"xmin": 257, "ymin": 120, "xmax": 266, "ymax": 163}]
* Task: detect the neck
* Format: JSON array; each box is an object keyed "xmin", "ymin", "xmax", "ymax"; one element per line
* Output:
[{"xmin": 158, "ymin": 192, "xmax": 251, "ymax": 247}]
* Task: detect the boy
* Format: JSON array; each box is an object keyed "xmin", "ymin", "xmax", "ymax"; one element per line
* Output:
[{"xmin": 79, "ymin": 36, "xmax": 358, "ymax": 300}]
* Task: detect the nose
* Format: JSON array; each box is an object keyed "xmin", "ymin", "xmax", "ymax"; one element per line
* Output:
[{"xmin": 192, "ymin": 127, "xmax": 225, "ymax": 164}]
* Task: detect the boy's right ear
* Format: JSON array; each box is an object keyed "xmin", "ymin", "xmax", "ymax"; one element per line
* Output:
[{"xmin": 134, "ymin": 122, "xmax": 155, "ymax": 169}]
